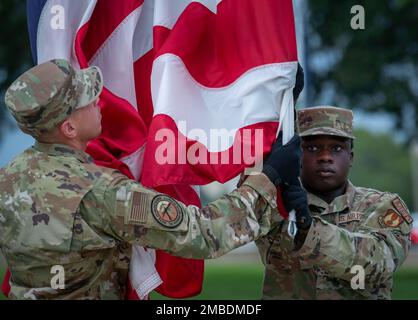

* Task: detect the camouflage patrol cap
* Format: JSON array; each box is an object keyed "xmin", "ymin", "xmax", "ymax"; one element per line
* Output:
[
  {"xmin": 4, "ymin": 59, "xmax": 103, "ymax": 137},
  {"xmin": 297, "ymin": 106, "xmax": 354, "ymax": 139}
]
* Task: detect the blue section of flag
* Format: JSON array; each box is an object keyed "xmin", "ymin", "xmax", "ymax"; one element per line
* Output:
[{"xmin": 26, "ymin": 0, "xmax": 48, "ymax": 64}]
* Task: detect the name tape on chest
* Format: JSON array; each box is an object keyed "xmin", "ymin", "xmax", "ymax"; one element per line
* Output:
[{"xmin": 338, "ymin": 212, "xmax": 362, "ymax": 224}]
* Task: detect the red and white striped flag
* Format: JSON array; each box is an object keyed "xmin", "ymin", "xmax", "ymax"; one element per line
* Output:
[
  {"xmin": 141, "ymin": 0, "xmax": 298, "ymax": 187},
  {"xmin": 6, "ymin": 0, "xmax": 299, "ymax": 300}
]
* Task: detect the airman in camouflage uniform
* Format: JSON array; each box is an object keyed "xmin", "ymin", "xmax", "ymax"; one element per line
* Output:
[
  {"xmin": 256, "ymin": 106, "xmax": 412, "ymax": 299},
  {"xmin": 0, "ymin": 59, "xmax": 299, "ymax": 299}
]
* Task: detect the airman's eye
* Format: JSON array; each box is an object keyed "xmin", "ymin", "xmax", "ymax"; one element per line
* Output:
[
  {"xmin": 306, "ymin": 145, "xmax": 318, "ymax": 152},
  {"xmin": 332, "ymin": 145, "xmax": 342, "ymax": 152}
]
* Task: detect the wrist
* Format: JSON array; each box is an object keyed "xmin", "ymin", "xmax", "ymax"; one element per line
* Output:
[
  {"xmin": 296, "ymin": 208, "xmax": 312, "ymax": 230},
  {"xmin": 261, "ymin": 164, "xmax": 281, "ymax": 186}
]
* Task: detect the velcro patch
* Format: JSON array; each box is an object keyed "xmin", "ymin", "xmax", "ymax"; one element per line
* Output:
[
  {"xmin": 392, "ymin": 197, "xmax": 412, "ymax": 224},
  {"xmin": 116, "ymin": 186, "xmax": 128, "ymax": 201},
  {"xmin": 338, "ymin": 212, "xmax": 362, "ymax": 224},
  {"xmin": 379, "ymin": 209, "xmax": 403, "ymax": 228},
  {"xmin": 151, "ymin": 195, "xmax": 183, "ymax": 229},
  {"xmin": 128, "ymin": 191, "xmax": 149, "ymax": 224}
]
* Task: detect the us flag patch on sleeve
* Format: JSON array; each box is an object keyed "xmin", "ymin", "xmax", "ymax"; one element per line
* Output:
[{"xmin": 127, "ymin": 191, "xmax": 149, "ymax": 224}]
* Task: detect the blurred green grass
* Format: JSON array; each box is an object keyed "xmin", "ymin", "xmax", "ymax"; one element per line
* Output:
[
  {"xmin": 1, "ymin": 264, "xmax": 417, "ymax": 300},
  {"xmin": 392, "ymin": 268, "xmax": 418, "ymax": 300},
  {"xmin": 151, "ymin": 263, "xmax": 265, "ymax": 300}
]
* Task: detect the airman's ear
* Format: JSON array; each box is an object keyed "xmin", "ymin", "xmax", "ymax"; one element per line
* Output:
[{"xmin": 59, "ymin": 118, "xmax": 77, "ymax": 139}]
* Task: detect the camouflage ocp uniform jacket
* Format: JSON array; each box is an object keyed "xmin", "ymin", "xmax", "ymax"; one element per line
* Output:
[
  {"xmin": 0, "ymin": 142, "xmax": 278, "ymax": 300},
  {"xmin": 256, "ymin": 182, "xmax": 412, "ymax": 300}
]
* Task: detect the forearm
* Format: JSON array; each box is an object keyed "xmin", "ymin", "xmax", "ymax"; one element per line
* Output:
[
  {"xmin": 295, "ymin": 217, "xmax": 403, "ymax": 284},
  {"xmin": 137, "ymin": 174, "xmax": 279, "ymax": 258},
  {"xmin": 101, "ymin": 173, "xmax": 281, "ymax": 259}
]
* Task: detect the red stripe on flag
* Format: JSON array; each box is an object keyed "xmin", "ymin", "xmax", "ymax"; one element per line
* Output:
[
  {"xmin": 141, "ymin": 114, "xmax": 279, "ymax": 187},
  {"xmin": 81, "ymin": 0, "xmax": 143, "ymax": 63},
  {"xmin": 1, "ymin": 269, "xmax": 10, "ymax": 298},
  {"xmin": 134, "ymin": 49, "xmax": 155, "ymax": 127}
]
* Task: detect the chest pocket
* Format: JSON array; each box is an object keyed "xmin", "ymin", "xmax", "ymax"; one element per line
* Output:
[
  {"xmin": 264, "ymin": 221, "xmax": 306, "ymax": 272},
  {"xmin": 311, "ymin": 206, "xmax": 337, "ymax": 225},
  {"xmin": 310, "ymin": 205, "xmax": 334, "ymax": 224}
]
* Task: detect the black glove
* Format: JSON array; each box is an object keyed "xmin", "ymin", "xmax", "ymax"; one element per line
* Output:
[
  {"xmin": 262, "ymin": 132, "xmax": 302, "ymax": 187},
  {"xmin": 281, "ymin": 181, "xmax": 312, "ymax": 230}
]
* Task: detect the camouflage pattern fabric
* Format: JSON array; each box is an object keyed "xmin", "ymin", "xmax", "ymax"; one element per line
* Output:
[
  {"xmin": 0, "ymin": 143, "xmax": 278, "ymax": 300},
  {"xmin": 256, "ymin": 182, "xmax": 412, "ymax": 299},
  {"xmin": 4, "ymin": 59, "xmax": 103, "ymax": 138},
  {"xmin": 297, "ymin": 106, "xmax": 354, "ymax": 139}
]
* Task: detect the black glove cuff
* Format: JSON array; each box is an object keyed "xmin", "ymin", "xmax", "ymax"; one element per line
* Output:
[{"xmin": 262, "ymin": 164, "xmax": 281, "ymax": 186}]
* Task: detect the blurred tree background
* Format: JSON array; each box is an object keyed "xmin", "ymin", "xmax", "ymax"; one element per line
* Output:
[
  {"xmin": 0, "ymin": 0, "xmax": 32, "ymax": 137},
  {"xmin": 0, "ymin": 0, "xmax": 416, "ymax": 208},
  {"xmin": 350, "ymin": 129, "xmax": 412, "ymax": 207},
  {"xmin": 306, "ymin": 0, "xmax": 418, "ymax": 141}
]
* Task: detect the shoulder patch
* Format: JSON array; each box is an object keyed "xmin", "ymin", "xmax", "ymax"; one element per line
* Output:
[
  {"xmin": 379, "ymin": 209, "xmax": 403, "ymax": 228},
  {"xmin": 151, "ymin": 195, "xmax": 183, "ymax": 228},
  {"xmin": 128, "ymin": 191, "xmax": 149, "ymax": 224},
  {"xmin": 392, "ymin": 197, "xmax": 413, "ymax": 225}
]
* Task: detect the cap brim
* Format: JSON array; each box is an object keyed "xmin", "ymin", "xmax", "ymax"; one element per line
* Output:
[
  {"xmin": 299, "ymin": 127, "xmax": 355, "ymax": 139},
  {"xmin": 74, "ymin": 66, "xmax": 103, "ymax": 109}
]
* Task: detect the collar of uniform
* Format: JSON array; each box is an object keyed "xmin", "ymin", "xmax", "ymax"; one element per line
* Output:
[
  {"xmin": 33, "ymin": 142, "xmax": 94, "ymax": 164},
  {"xmin": 307, "ymin": 181, "xmax": 356, "ymax": 215}
]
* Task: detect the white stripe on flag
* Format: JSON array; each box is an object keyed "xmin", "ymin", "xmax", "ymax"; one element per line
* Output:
[
  {"xmin": 133, "ymin": 0, "xmax": 155, "ymax": 61},
  {"xmin": 37, "ymin": 0, "xmax": 97, "ymax": 67},
  {"xmin": 89, "ymin": 6, "xmax": 143, "ymax": 110},
  {"xmin": 153, "ymin": 0, "xmax": 219, "ymax": 29}
]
